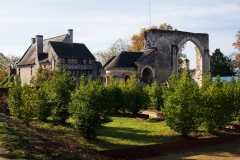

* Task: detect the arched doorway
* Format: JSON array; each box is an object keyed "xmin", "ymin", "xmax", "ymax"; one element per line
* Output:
[
  {"xmin": 142, "ymin": 67, "xmax": 153, "ymax": 84},
  {"xmin": 124, "ymin": 75, "xmax": 130, "ymax": 82}
]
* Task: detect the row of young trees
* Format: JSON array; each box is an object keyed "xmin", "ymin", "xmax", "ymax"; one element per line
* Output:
[
  {"xmin": 7, "ymin": 69, "xmax": 162, "ymax": 139},
  {"xmin": 7, "ymin": 69, "xmax": 240, "ymax": 138}
]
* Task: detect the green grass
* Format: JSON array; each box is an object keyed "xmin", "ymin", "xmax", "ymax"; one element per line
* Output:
[{"xmin": 0, "ymin": 113, "xmax": 238, "ymax": 159}]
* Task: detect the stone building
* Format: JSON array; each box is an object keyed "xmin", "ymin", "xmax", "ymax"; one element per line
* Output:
[
  {"xmin": 17, "ymin": 29, "xmax": 101, "ymax": 84},
  {"xmin": 102, "ymin": 29, "xmax": 210, "ymax": 86}
]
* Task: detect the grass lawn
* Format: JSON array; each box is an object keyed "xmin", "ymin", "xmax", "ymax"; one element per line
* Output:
[{"xmin": 0, "ymin": 113, "xmax": 238, "ymax": 159}]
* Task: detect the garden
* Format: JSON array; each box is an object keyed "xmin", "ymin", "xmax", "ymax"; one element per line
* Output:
[{"xmin": 1, "ymin": 69, "xmax": 240, "ymax": 159}]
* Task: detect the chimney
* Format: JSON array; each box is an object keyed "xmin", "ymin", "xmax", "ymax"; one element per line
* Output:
[
  {"xmin": 68, "ymin": 29, "xmax": 73, "ymax": 43},
  {"xmin": 36, "ymin": 35, "xmax": 43, "ymax": 54},
  {"xmin": 31, "ymin": 38, "xmax": 36, "ymax": 44}
]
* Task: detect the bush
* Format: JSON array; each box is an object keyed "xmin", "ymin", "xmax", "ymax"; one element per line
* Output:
[
  {"xmin": 69, "ymin": 77, "xmax": 113, "ymax": 139},
  {"xmin": 162, "ymin": 70, "xmax": 200, "ymax": 136},
  {"xmin": 106, "ymin": 75, "xmax": 123, "ymax": 112},
  {"xmin": 145, "ymin": 81, "xmax": 164, "ymax": 110},
  {"xmin": 201, "ymin": 76, "xmax": 236, "ymax": 132},
  {"xmin": 8, "ymin": 78, "xmax": 23, "ymax": 118},
  {"xmin": 44, "ymin": 70, "xmax": 74, "ymax": 124},
  {"xmin": 120, "ymin": 75, "xmax": 149, "ymax": 114}
]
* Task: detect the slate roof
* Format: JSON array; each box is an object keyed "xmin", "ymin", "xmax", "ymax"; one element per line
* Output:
[
  {"xmin": 104, "ymin": 52, "xmax": 143, "ymax": 70},
  {"xmin": 17, "ymin": 34, "xmax": 69, "ymax": 66},
  {"xmin": 102, "ymin": 56, "xmax": 116, "ymax": 69},
  {"xmin": 49, "ymin": 42, "xmax": 95, "ymax": 59}
]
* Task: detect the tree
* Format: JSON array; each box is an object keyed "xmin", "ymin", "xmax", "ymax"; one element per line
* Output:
[
  {"xmin": 210, "ymin": 49, "xmax": 235, "ymax": 77},
  {"xmin": 232, "ymin": 28, "xmax": 240, "ymax": 51},
  {"xmin": 95, "ymin": 38, "xmax": 131, "ymax": 65},
  {"xmin": 44, "ymin": 70, "xmax": 74, "ymax": 124},
  {"xmin": 200, "ymin": 76, "xmax": 235, "ymax": 132},
  {"xmin": 7, "ymin": 54, "xmax": 20, "ymax": 68},
  {"xmin": 120, "ymin": 75, "xmax": 149, "ymax": 114},
  {"xmin": 145, "ymin": 81, "xmax": 164, "ymax": 111},
  {"xmin": 231, "ymin": 29, "xmax": 240, "ymax": 73},
  {"xmin": 30, "ymin": 67, "xmax": 53, "ymax": 86},
  {"xmin": 69, "ymin": 76, "xmax": 113, "ymax": 139},
  {"xmin": 162, "ymin": 70, "xmax": 200, "ymax": 136},
  {"xmin": 0, "ymin": 53, "xmax": 10, "ymax": 82}
]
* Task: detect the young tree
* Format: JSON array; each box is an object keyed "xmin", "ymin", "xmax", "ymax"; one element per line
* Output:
[
  {"xmin": 145, "ymin": 81, "xmax": 164, "ymax": 111},
  {"xmin": 0, "ymin": 53, "xmax": 10, "ymax": 82},
  {"xmin": 210, "ymin": 49, "xmax": 235, "ymax": 76},
  {"xmin": 106, "ymin": 75, "xmax": 123, "ymax": 112},
  {"xmin": 232, "ymin": 28, "xmax": 240, "ymax": 51},
  {"xmin": 44, "ymin": 70, "xmax": 74, "ymax": 124},
  {"xmin": 200, "ymin": 76, "xmax": 235, "ymax": 132},
  {"xmin": 69, "ymin": 77, "xmax": 113, "ymax": 139},
  {"xmin": 162, "ymin": 70, "xmax": 200, "ymax": 136},
  {"xmin": 120, "ymin": 75, "xmax": 149, "ymax": 114},
  {"xmin": 8, "ymin": 78, "xmax": 23, "ymax": 118}
]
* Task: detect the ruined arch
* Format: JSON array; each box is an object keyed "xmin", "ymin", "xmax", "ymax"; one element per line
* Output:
[
  {"xmin": 144, "ymin": 29, "xmax": 210, "ymax": 85},
  {"xmin": 141, "ymin": 67, "xmax": 153, "ymax": 84}
]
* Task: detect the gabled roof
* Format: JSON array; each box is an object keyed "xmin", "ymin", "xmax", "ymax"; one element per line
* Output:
[
  {"xmin": 104, "ymin": 52, "xmax": 143, "ymax": 70},
  {"xmin": 49, "ymin": 42, "xmax": 95, "ymax": 59},
  {"xmin": 102, "ymin": 56, "xmax": 116, "ymax": 69},
  {"xmin": 17, "ymin": 34, "xmax": 69, "ymax": 66}
]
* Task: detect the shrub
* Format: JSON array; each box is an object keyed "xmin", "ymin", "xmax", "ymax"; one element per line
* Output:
[
  {"xmin": 44, "ymin": 70, "xmax": 74, "ymax": 124},
  {"xmin": 120, "ymin": 75, "xmax": 149, "ymax": 114},
  {"xmin": 145, "ymin": 81, "xmax": 164, "ymax": 110},
  {"xmin": 69, "ymin": 77, "xmax": 113, "ymax": 139},
  {"xmin": 162, "ymin": 70, "xmax": 200, "ymax": 136},
  {"xmin": 106, "ymin": 75, "xmax": 123, "ymax": 112},
  {"xmin": 8, "ymin": 78, "xmax": 23, "ymax": 118},
  {"xmin": 201, "ymin": 76, "xmax": 236, "ymax": 132}
]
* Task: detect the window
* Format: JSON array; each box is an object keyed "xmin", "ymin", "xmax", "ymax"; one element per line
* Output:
[
  {"xmin": 77, "ymin": 59, "xmax": 83, "ymax": 64},
  {"xmin": 89, "ymin": 60, "xmax": 92, "ymax": 64},
  {"xmin": 31, "ymin": 66, "xmax": 32, "ymax": 75},
  {"xmin": 65, "ymin": 58, "xmax": 68, "ymax": 64},
  {"xmin": 44, "ymin": 65, "xmax": 46, "ymax": 68}
]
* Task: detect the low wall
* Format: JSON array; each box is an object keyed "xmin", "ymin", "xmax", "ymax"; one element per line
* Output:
[{"xmin": 98, "ymin": 134, "xmax": 240, "ymax": 159}]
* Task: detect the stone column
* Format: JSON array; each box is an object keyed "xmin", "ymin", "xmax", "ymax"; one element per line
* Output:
[{"xmin": 171, "ymin": 45, "xmax": 178, "ymax": 74}]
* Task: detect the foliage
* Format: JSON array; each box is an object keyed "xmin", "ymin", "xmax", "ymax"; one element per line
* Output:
[
  {"xmin": 7, "ymin": 54, "xmax": 20, "ymax": 68},
  {"xmin": 44, "ymin": 70, "xmax": 73, "ymax": 124},
  {"xmin": 0, "ymin": 74, "xmax": 15, "ymax": 87},
  {"xmin": 21, "ymin": 85, "xmax": 38, "ymax": 124},
  {"xmin": 145, "ymin": 81, "xmax": 164, "ymax": 110},
  {"xmin": 8, "ymin": 78, "xmax": 23, "ymax": 118},
  {"xmin": 35, "ymin": 86, "xmax": 52, "ymax": 121},
  {"xmin": 200, "ymin": 76, "xmax": 235, "ymax": 132},
  {"xmin": 162, "ymin": 70, "xmax": 200, "ymax": 136},
  {"xmin": 69, "ymin": 77, "xmax": 113, "ymax": 139},
  {"xmin": 210, "ymin": 49, "xmax": 235, "ymax": 76},
  {"xmin": 95, "ymin": 38, "xmax": 131, "ymax": 65},
  {"xmin": 106, "ymin": 75, "xmax": 123, "ymax": 112},
  {"xmin": 0, "ymin": 52, "xmax": 10, "ymax": 82},
  {"xmin": 232, "ymin": 28, "xmax": 240, "ymax": 51},
  {"xmin": 120, "ymin": 75, "xmax": 149, "ymax": 114},
  {"xmin": 30, "ymin": 67, "xmax": 53, "ymax": 86}
]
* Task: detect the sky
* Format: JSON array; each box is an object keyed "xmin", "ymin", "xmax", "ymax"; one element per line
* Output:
[{"xmin": 0, "ymin": 0, "xmax": 240, "ymax": 69}]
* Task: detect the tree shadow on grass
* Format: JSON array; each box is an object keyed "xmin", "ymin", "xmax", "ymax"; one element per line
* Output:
[
  {"xmin": 96, "ymin": 126, "xmax": 190, "ymax": 150},
  {"xmin": 0, "ymin": 114, "xmax": 103, "ymax": 160}
]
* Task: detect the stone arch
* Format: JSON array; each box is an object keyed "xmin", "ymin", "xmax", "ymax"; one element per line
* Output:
[
  {"xmin": 144, "ymin": 29, "xmax": 209, "ymax": 86},
  {"xmin": 124, "ymin": 75, "xmax": 130, "ymax": 82},
  {"xmin": 141, "ymin": 66, "xmax": 153, "ymax": 84}
]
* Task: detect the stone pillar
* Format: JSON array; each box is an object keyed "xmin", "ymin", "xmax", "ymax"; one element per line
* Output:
[{"xmin": 171, "ymin": 45, "xmax": 178, "ymax": 74}]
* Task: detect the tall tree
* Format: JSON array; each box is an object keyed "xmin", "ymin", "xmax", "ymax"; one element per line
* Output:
[
  {"xmin": 231, "ymin": 29, "xmax": 240, "ymax": 73},
  {"xmin": 129, "ymin": 24, "xmax": 170, "ymax": 52},
  {"xmin": 0, "ymin": 53, "xmax": 10, "ymax": 82},
  {"xmin": 95, "ymin": 38, "xmax": 130, "ymax": 65},
  {"xmin": 210, "ymin": 49, "xmax": 235, "ymax": 77},
  {"xmin": 7, "ymin": 54, "xmax": 20, "ymax": 68},
  {"xmin": 232, "ymin": 28, "xmax": 240, "ymax": 51}
]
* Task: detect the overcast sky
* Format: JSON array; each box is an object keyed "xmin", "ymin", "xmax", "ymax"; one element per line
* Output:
[{"xmin": 0, "ymin": 0, "xmax": 239, "ymax": 68}]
